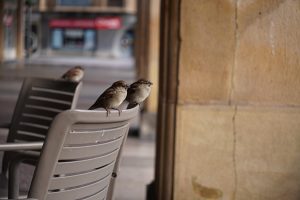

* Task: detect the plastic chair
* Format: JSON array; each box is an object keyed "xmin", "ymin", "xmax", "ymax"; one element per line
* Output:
[
  {"xmin": 0, "ymin": 107, "xmax": 138, "ymax": 200},
  {"xmin": 0, "ymin": 77, "xmax": 82, "ymax": 197}
]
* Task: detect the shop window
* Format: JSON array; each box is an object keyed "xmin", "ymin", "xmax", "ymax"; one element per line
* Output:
[
  {"xmin": 64, "ymin": 29, "xmax": 84, "ymax": 49},
  {"xmin": 107, "ymin": 0, "xmax": 124, "ymax": 7},
  {"xmin": 51, "ymin": 28, "xmax": 96, "ymax": 51},
  {"xmin": 52, "ymin": 29, "xmax": 63, "ymax": 49},
  {"xmin": 84, "ymin": 30, "xmax": 96, "ymax": 50},
  {"xmin": 120, "ymin": 29, "xmax": 134, "ymax": 57}
]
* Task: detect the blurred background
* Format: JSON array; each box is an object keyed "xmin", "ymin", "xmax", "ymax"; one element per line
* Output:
[{"xmin": 0, "ymin": 0, "xmax": 160, "ymax": 199}]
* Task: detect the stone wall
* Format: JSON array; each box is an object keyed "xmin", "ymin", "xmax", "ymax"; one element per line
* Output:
[
  {"xmin": 147, "ymin": 0, "xmax": 160, "ymax": 112},
  {"xmin": 174, "ymin": 0, "xmax": 300, "ymax": 199}
]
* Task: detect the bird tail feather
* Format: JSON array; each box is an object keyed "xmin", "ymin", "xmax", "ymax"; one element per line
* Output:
[{"xmin": 88, "ymin": 105, "xmax": 96, "ymax": 110}]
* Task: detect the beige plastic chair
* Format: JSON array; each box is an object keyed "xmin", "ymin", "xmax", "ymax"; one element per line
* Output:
[
  {"xmin": 0, "ymin": 107, "xmax": 138, "ymax": 200},
  {"xmin": 0, "ymin": 77, "xmax": 82, "ymax": 197}
]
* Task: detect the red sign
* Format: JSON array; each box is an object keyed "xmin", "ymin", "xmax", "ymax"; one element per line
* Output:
[
  {"xmin": 95, "ymin": 17, "xmax": 121, "ymax": 30},
  {"xmin": 49, "ymin": 19, "xmax": 95, "ymax": 29},
  {"xmin": 49, "ymin": 17, "xmax": 122, "ymax": 30}
]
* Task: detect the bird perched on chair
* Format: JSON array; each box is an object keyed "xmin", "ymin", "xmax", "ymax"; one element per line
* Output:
[
  {"xmin": 88, "ymin": 80, "xmax": 129, "ymax": 116},
  {"xmin": 126, "ymin": 79, "xmax": 153, "ymax": 109},
  {"xmin": 61, "ymin": 66, "xmax": 84, "ymax": 82}
]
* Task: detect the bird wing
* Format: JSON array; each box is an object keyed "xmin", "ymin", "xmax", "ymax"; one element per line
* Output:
[
  {"xmin": 127, "ymin": 82, "xmax": 140, "ymax": 94},
  {"xmin": 88, "ymin": 87, "xmax": 117, "ymax": 109},
  {"xmin": 98, "ymin": 87, "xmax": 117, "ymax": 101},
  {"xmin": 127, "ymin": 87, "xmax": 136, "ymax": 95}
]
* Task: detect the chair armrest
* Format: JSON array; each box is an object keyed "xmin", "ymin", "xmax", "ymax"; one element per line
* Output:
[
  {"xmin": 0, "ymin": 142, "xmax": 43, "ymax": 151},
  {"xmin": 0, "ymin": 122, "xmax": 11, "ymax": 129}
]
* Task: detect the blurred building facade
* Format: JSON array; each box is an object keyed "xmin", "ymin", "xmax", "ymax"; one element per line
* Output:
[
  {"xmin": 0, "ymin": 0, "xmax": 137, "ymax": 63},
  {"xmin": 0, "ymin": 0, "xmax": 159, "ymax": 112},
  {"xmin": 36, "ymin": 0, "xmax": 136, "ymax": 58}
]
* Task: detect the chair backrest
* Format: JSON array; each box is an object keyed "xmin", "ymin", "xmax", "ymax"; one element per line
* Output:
[
  {"xmin": 28, "ymin": 108, "xmax": 138, "ymax": 200},
  {"xmin": 2, "ymin": 77, "xmax": 82, "ymax": 173}
]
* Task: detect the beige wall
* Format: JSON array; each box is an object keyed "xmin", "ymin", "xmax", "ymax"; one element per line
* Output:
[{"xmin": 175, "ymin": 0, "xmax": 300, "ymax": 199}]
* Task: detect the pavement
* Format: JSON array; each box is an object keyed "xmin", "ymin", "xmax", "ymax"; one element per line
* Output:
[
  {"xmin": 0, "ymin": 57, "xmax": 155, "ymax": 200},
  {"xmin": 26, "ymin": 55, "xmax": 135, "ymax": 69}
]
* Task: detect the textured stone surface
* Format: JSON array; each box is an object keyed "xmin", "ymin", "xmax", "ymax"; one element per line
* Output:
[
  {"xmin": 235, "ymin": 107, "xmax": 300, "ymax": 200},
  {"xmin": 174, "ymin": 105, "xmax": 300, "ymax": 200},
  {"xmin": 174, "ymin": 105, "xmax": 235, "ymax": 200},
  {"xmin": 233, "ymin": 0, "xmax": 300, "ymax": 105},
  {"xmin": 174, "ymin": 0, "xmax": 300, "ymax": 200},
  {"xmin": 178, "ymin": 0, "xmax": 235, "ymax": 104}
]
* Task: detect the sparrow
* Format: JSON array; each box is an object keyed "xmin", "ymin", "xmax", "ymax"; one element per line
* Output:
[
  {"xmin": 126, "ymin": 79, "xmax": 153, "ymax": 109},
  {"xmin": 88, "ymin": 80, "xmax": 129, "ymax": 116},
  {"xmin": 61, "ymin": 66, "xmax": 84, "ymax": 82}
]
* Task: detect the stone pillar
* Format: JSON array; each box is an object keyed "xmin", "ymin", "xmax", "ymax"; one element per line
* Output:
[{"xmin": 174, "ymin": 0, "xmax": 300, "ymax": 200}]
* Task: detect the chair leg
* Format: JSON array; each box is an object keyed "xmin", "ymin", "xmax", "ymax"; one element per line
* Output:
[
  {"xmin": 106, "ymin": 175, "xmax": 117, "ymax": 200},
  {"xmin": 8, "ymin": 159, "xmax": 21, "ymax": 199}
]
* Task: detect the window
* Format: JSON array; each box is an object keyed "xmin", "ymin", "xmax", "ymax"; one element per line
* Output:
[
  {"xmin": 84, "ymin": 30, "xmax": 96, "ymax": 50},
  {"xmin": 51, "ymin": 29, "xmax": 63, "ymax": 49},
  {"xmin": 64, "ymin": 29, "xmax": 84, "ymax": 48},
  {"xmin": 51, "ymin": 28, "xmax": 96, "ymax": 51}
]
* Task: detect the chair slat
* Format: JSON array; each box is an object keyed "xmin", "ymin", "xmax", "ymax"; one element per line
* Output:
[
  {"xmin": 83, "ymin": 188, "xmax": 107, "ymax": 200},
  {"xmin": 71, "ymin": 121, "xmax": 128, "ymax": 132},
  {"xmin": 17, "ymin": 124, "xmax": 48, "ymax": 135},
  {"xmin": 23, "ymin": 107, "xmax": 59, "ymax": 118},
  {"xmin": 15, "ymin": 132, "xmax": 45, "ymax": 141},
  {"xmin": 20, "ymin": 115, "xmax": 52, "ymax": 127},
  {"xmin": 49, "ymin": 162, "xmax": 114, "ymax": 190},
  {"xmin": 29, "ymin": 90, "xmax": 74, "ymax": 102},
  {"xmin": 66, "ymin": 125, "xmax": 128, "ymax": 145},
  {"xmin": 26, "ymin": 99, "xmax": 71, "ymax": 110},
  {"xmin": 55, "ymin": 150, "xmax": 118, "ymax": 175},
  {"xmin": 31, "ymin": 80, "xmax": 79, "ymax": 93},
  {"xmin": 60, "ymin": 136, "xmax": 123, "ymax": 160},
  {"xmin": 47, "ymin": 175, "xmax": 110, "ymax": 200},
  {"xmin": 26, "ymin": 107, "xmax": 138, "ymax": 200}
]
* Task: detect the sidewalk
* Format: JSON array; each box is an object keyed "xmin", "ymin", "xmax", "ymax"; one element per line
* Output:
[{"xmin": 26, "ymin": 55, "xmax": 135, "ymax": 69}]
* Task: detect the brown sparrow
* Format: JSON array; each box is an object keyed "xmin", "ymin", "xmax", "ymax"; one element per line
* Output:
[
  {"xmin": 88, "ymin": 80, "xmax": 129, "ymax": 116},
  {"xmin": 61, "ymin": 66, "xmax": 84, "ymax": 82},
  {"xmin": 126, "ymin": 79, "xmax": 153, "ymax": 109}
]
